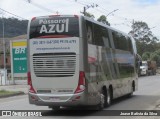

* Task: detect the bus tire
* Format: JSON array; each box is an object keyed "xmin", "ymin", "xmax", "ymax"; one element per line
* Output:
[
  {"xmin": 102, "ymin": 87, "xmax": 111, "ymax": 108},
  {"xmin": 96, "ymin": 88, "xmax": 106, "ymax": 110},
  {"xmin": 94, "ymin": 93, "xmax": 104, "ymax": 110},
  {"xmin": 99, "ymin": 93, "xmax": 105, "ymax": 110},
  {"xmin": 106, "ymin": 89, "xmax": 111, "ymax": 107},
  {"xmin": 128, "ymin": 81, "xmax": 135, "ymax": 97}
]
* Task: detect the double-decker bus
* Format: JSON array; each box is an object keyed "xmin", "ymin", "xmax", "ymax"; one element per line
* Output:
[{"xmin": 27, "ymin": 15, "xmax": 138, "ymax": 110}]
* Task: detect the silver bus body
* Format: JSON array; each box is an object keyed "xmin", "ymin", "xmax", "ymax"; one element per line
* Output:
[{"xmin": 27, "ymin": 15, "xmax": 138, "ymax": 109}]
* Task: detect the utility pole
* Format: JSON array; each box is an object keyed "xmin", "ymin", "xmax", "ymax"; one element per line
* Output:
[
  {"xmin": 81, "ymin": 3, "xmax": 98, "ymax": 16},
  {"xmin": 83, "ymin": 7, "xmax": 86, "ymax": 16},
  {"xmin": 132, "ymin": 19, "xmax": 135, "ymax": 37}
]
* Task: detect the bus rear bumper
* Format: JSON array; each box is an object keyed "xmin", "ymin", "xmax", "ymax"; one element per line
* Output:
[{"xmin": 28, "ymin": 92, "xmax": 87, "ymax": 107}]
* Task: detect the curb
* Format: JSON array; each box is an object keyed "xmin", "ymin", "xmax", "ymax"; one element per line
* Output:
[{"xmin": 0, "ymin": 91, "xmax": 25, "ymax": 98}]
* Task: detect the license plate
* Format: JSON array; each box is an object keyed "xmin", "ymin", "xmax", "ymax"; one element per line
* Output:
[{"xmin": 49, "ymin": 97, "xmax": 60, "ymax": 102}]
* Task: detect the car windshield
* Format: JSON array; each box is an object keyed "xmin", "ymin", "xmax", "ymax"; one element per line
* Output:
[{"xmin": 142, "ymin": 63, "xmax": 147, "ymax": 66}]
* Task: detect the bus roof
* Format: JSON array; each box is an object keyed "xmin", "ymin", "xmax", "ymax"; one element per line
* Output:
[{"xmin": 30, "ymin": 15, "xmax": 79, "ymax": 21}]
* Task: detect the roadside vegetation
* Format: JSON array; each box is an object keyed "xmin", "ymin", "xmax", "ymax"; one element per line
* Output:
[{"xmin": 0, "ymin": 90, "xmax": 24, "ymax": 98}]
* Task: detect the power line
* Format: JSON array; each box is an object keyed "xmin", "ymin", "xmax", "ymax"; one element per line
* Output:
[
  {"xmin": 81, "ymin": 3, "xmax": 98, "ymax": 16},
  {"xmin": 26, "ymin": 0, "xmax": 134, "ymax": 25},
  {"xmin": 51, "ymin": 0, "xmax": 133, "ymax": 24},
  {"xmin": 73, "ymin": 0, "xmax": 135, "ymax": 23},
  {"xmin": 66, "ymin": 0, "xmax": 99, "ymax": 16},
  {"xmin": 68, "ymin": 0, "xmax": 110, "ymax": 14},
  {"xmin": 75, "ymin": 0, "xmax": 93, "ymax": 6},
  {"xmin": 111, "ymin": 23, "xmax": 131, "ymax": 28},
  {"xmin": 0, "ymin": 8, "xmax": 27, "ymax": 20},
  {"xmin": 97, "ymin": 6, "xmax": 133, "ymax": 22},
  {"xmin": 24, "ymin": 0, "xmax": 58, "ymax": 14},
  {"xmin": 66, "ymin": 0, "xmax": 86, "ymax": 6},
  {"xmin": 68, "ymin": 0, "xmax": 131, "ymax": 21}
]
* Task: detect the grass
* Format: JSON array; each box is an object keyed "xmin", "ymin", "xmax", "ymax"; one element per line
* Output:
[{"xmin": 0, "ymin": 90, "xmax": 22, "ymax": 97}]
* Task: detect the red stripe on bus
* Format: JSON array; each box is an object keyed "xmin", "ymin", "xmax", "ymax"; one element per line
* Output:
[{"xmin": 37, "ymin": 35, "xmax": 71, "ymax": 38}]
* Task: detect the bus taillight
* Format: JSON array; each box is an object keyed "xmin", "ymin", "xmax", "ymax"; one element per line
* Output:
[
  {"xmin": 27, "ymin": 72, "xmax": 36, "ymax": 94},
  {"xmin": 27, "ymin": 72, "xmax": 31, "ymax": 85},
  {"xmin": 75, "ymin": 71, "xmax": 86, "ymax": 93}
]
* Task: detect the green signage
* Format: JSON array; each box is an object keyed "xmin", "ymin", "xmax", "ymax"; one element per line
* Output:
[{"xmin": 12, "ymin": 45, "xmax": 27, "ymax": 74}]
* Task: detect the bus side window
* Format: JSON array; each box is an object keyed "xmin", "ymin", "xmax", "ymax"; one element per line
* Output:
[
  {"xmin": 128, "ymin": 37, "xmax": 133, "ymax": 53},
  {"xmin": 112, "ymin": 31, "xmax": 130, "ymax": 51},
  {"xmin": 103, "ymin": 37, "xmax": 109, "ymax": 48},
  {"xmin": 86, "ymin": 21, "xmax": 93, "ymax": 44},
  {"xmin": 93, "ymin": 24, "xmax": 105, "ymax": 46},
  {"xmin": 103, "ymin": 28, "xmax": 111, "ymax": 48}
]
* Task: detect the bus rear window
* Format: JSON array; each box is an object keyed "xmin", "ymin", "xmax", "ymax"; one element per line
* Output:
[{"xmin": 29, "ymin": 17, "xmax": 79, "ymax": 39}]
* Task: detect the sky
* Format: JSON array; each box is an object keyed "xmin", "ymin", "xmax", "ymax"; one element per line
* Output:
[{"xmin": 0, "ymin": 0, "xmax": 160, "ymax": 39}]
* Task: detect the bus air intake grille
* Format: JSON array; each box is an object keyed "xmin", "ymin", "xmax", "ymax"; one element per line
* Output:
[{"xmin": 32, "ymin": 53, "xmax": 76, "ymax": 77}]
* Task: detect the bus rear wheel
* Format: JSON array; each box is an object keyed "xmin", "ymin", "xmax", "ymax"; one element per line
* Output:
[
  {"xmin": 99, "ymin": 93, "xmax": 105, "ymax": 110},
  {"xmin": 105, "ymin": 89, "xmax": 111, "ymax": 107},
  {"xmin": 128, "ymin": 82, "xmax": 135, "ymax": 97},
  {"xmin": 99, "ymin": 88, "xmax": 111, "ymax": 109},
  {"xmin": 96, "ymin": 87, "xmax": 112, "ymax": 110}
]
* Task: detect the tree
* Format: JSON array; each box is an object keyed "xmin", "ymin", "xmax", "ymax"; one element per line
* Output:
[
  {"xmin": 142, "ymin": 52, "xmax": 150, "ymax": 60},
  {"xmin": 130, "ymin": 21, "xmax": 154, "ymax": 42},
  {"xmin": 97, "ymin": 15, "xmax": 110, "ymax": 26},
  {"xmin": 129, "ymin": 21, "xmax": 159, "ymax": 56},
  {"xmin": 153, "ymin": 49, "xmax": 160, "ymax": 66},
  {"xmin": 150, "ymin": 52, "xmax": 160, "ymax": 61},
  {"xmin": 142, "ymin": 51, "xmax": 160, "ymax": 67},
  {"xmin": 0, "ymin": 17, "xmax": 28, "ymax": 38},
  {"xmin": 154, "ymin": 49, "xmax": 160, "ymax": 56}
]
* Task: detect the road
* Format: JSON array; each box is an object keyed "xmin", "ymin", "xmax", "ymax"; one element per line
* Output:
[{"xmin": 0, "ymin": 75, "xmax": 160, "ymax": 119}]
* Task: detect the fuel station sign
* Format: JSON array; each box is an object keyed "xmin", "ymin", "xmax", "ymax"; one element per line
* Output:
[{"xmin": 11, "ymin": 40, "xmax": 27, "ymax": 77}]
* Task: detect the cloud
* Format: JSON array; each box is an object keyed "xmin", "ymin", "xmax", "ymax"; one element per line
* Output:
[{"xmin": 134, "ymin": 0, "xmax": 158, "ymax": 5}]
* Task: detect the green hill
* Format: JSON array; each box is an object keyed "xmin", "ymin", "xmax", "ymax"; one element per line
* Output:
[{"xmin": 0, "ymin": 17, "xmax": 28, "ymax": 38}]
